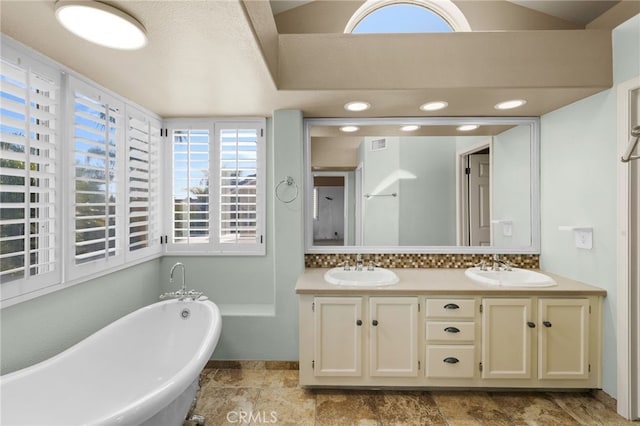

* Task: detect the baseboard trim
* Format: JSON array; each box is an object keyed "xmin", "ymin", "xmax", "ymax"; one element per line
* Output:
[{"xmin": 206, "ymin": 360, "xmax": 299, "ymax": 370}]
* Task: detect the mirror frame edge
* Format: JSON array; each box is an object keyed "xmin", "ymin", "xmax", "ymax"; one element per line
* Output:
[{"xmin": 304, "ymin": 116, "xmax": 541, "ymax": 255}]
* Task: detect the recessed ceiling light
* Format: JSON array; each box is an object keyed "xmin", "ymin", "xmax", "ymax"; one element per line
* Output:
[
  {"xmin": 340, "ymin": 126, "xmax": 360, "ymax": 133},
  {"xmin": 420, "ymin": 101, "xmax": 448, "ymax": 112},
  {"xmin": 457, "ymin": 124, "xmax": 479, "ymax": 132},
  {"xmin": 55, "ymin": 0, "xmax": 148, "ymax": 50},
  {"xmin": 495, "ymin": 99, "xmax": 527, "ymax": 110},
  {"xmin": 401, "ymin": 125, "xmax": 420, "ymax": 132},
  {"xmin": 344, "ymin": 101, "xmax": 371, "ymax": 112}
]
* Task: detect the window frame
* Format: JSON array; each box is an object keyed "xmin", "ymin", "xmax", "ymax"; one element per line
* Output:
[
  {"xmin": 344, "ymin": 0, "xmax": 472, "ymax": 33},
  {"xmin": 164, "ymin": 118, "xmax": 266, "ymax": 256}
]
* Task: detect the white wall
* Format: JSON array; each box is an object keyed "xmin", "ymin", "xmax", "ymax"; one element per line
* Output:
[
  {"xmin": 540, "ymin": 14, "xmax": 640, "ymax": 398},
  {"xmin": 362, "ymin": 137, "xmax": 400, "ymax": 245},
  {"xmin": 399, "ymin": 137, "xmax": 457, "ymax": 245},
  {"xmin": 493, "ymin": 125, "xmax": 531, "ymax": 247}
]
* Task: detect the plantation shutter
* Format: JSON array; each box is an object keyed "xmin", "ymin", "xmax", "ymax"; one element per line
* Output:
[
  {"xmin": 165, "ymin": 118, "xmax": 264, "ymax": 254},
  {"xmin": 0, "ymin": 49, "xmax": 61, "ymax": 297},
  {"xmin": 68, "ymin": 76, "xmax": 124, "ymax": 278},
  {"xmin": 216, "ymin": 122, "xmax": 264, "ymax": 253},
  {"xmin": 125, "ymin": 106, "xmax": 162, "ymax": 260},
  {"xmin": 169, "ymin": 123, "xmax": 212, "ymax": 249}
]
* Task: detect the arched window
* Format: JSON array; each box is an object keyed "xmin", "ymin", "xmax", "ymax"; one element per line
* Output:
[{"xmin": 345, "ymin": 0, "xmax": 471, "ymax": 34}]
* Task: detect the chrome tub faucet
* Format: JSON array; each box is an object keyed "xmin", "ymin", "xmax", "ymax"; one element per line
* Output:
[
  {"xmin": 160, "ymin": 262, "xmax": 204, "ymax": 301},
  {"xmin": 170, "ymin": 262, "xmax": 186, "ymax": 294}
]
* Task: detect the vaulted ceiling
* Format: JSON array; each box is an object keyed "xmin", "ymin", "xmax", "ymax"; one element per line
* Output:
[{"xmin": 1, "ymin": 0, "xmax": 638, "ymax": 118}]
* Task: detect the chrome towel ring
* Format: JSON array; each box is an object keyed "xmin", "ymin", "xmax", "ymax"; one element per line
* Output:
[{"xmin": 275, "ymin": 176, "xmax": 299, "ymax": 203}]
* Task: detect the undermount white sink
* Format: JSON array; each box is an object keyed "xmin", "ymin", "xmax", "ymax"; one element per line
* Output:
[
  {"xmin": 324, "ymin": 267, "xmax": 399, "ymax": 287},
  {"xmin": 465, "ymin": 267, "xmax": 557, "ymax": 288}
]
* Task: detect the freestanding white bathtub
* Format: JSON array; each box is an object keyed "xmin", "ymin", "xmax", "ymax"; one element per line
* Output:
[{"xmin": 1, "ymin": 298, "xmax": 222, "ymax": 426}]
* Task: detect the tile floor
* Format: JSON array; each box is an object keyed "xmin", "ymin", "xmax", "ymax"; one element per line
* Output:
[{"xmin": 189, "ymin": 363, "xmax": 633, "ymax": 426}]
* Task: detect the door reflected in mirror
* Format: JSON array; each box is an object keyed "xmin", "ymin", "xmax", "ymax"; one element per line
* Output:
[
  {"xmin": 313, "ymin": 173, "xmax": 350, "ymax": 246},
  {"xmin": 305, "ymin": 118, "xmax": 539, "ymax": 254}
]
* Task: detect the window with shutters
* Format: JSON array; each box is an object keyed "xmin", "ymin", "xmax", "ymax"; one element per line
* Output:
[
  {"xmin": 165, "ymin": 119, "xmax": 265, "ymax": 255},
  {"xmin": 67, "ymin": 76, "xmax": 125, "ymax": 279},
  {"xmin": 1, "ymin": 38, "xmax": 163, "ymax": 304},
  {"xmin": 125, "ymin": 106, "xmax": 162, "ymax": 261},
  {"xmin": 0, "ymin": 47, "xmax": 61, "ymax": 299}
]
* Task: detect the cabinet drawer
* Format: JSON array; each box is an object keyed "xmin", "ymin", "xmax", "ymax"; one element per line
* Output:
[
  {"xmin": 425, "ymin": 299, "xmax": 476, "ymax": 319},
  {"xmin": 426, "ymin": 321, "xmax": 475, "ymax": 342},
  {"xmin": 426, "ymin": 345, "xmax": 475, "ymax": 378}
]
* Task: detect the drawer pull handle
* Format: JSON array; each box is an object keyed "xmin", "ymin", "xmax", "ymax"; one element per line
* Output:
[
  {"xmin": 443, "ymin": 303, "xmax": 460, "ymax": 310},
  {"xmin": 372, "ymin": 320, "xmax": 379, "ymax": 326},
  {"xmin": 543, "ymin": 321, "xmax": 552, "ymax": 328},
  {"xmin": 527, "ymin": 322, "xmax": 536, "ymax": 328},
  {"xmin": 444, "ymin": 326, "xmax": 460, "ymax": 333},
  {"xmin": 356, "ymin": 320, "xmax": 362, "ymax": 326},
  {"xmin": 443, "ymin": 357, "xmax": 459, "ymax": 364}
]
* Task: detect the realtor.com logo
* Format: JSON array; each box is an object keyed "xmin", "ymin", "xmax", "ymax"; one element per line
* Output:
[{"xmin": 226, "ymin": 410, "xmax": 278, "ymax": 424}]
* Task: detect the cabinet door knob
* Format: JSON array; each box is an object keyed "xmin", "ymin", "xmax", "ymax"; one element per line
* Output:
[
  {"xmin": 443, "ymin": 303, "xmax": 460, "ymax": 310},
  {"xmin": 444, "ymin": 326, "xmax": 460, "ymax": 333},
  {"xmin": 543, "ymin": 321, "xmax": 552, "ymax": 328},
  {"xmin": 372, "ymin": 319, "xmax": 379, "ymax": 326},
  {"xmin": 527, "ymin": 322, "xmax": 536, "ymax": 328},
  {"xmin": 356, "ymin": 320, "xmax": 362, "ymax": 326},
  {"xmin": 443, "ymin": 357, "xmax": 459, "ymax": 364}
]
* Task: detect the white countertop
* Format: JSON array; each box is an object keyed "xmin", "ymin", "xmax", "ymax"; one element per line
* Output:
[{"xmin": 295, "ymin": 268, "xmax": 607, "ymax": 296}]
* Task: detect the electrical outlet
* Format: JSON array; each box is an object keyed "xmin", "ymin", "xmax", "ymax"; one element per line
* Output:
[
  {"xmin": 503, "ymin": 222, "xmax": 513, "ymax": 237},
  {"xmin": 575, "ymin": 229, "xmax": 593, "ymax": 249}
]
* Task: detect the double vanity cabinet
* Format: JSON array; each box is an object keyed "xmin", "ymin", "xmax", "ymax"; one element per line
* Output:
[{"xmin": 296, "ymin": 268, "xmax": 606, "ymax": 390}]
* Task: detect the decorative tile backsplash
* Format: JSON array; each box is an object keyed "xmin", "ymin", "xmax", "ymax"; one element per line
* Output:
[{"xmin": 304, "ymin": 253, "xmax": 539, "ymax": 269}]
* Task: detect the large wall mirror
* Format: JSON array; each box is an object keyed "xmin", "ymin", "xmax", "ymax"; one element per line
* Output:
[{"xmin": 304, "ymin": 117, "xmax": 540, "ymax": 254}]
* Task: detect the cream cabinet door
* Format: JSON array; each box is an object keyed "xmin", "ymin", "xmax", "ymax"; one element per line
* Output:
[
  {"xmin": 314, "ymin": 297, "xmax": 363, "ymax": 376},
  {"xmin": 369, "ymin": 297, "xmax": 419, "ymax": 377},
  {"xmin": 482, "ymin": 298, "xmax": 533, "ymax": 379},
  {"xmin": 538, "ymin": 298, "xmax": 590, "ymax": 380}
]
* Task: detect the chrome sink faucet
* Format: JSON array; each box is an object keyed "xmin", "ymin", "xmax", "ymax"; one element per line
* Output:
[
  {"xmin": 475, "ymin": 259, "xmax": 488, "ymax": 271},
  {"xmin": 355, "ymin": 254, "xmax": 364, "ymax": 271},
  {"xmin": 342, "ymin": 258, "xmax": 351, "ymax": 271},
  {"xmin": 492, "ymin": 254, "xmax": 512, "ymax": 271}
]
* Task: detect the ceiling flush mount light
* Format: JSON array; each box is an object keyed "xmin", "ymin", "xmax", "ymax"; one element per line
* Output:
[
  {"xmin": 340, "ymin": 125, "xmax": 360, "ymax": 133},
  {"xmin": 55, "ymin": 0, "xmax": 148, "ymax": 50},
  {"xmin": 457, "ymin": 124, "xmax": 479, "ymax": 132},
  {"xmin": 495, "ymin": 99, "xmax": 527, "ymax": 110},
  {"xmin": 419, "ymin": 101, "xmax": 448, "ymax": 112},
  {"xmin": 401, "ymin": 125, "xmax": 420, "ymax": 132},
  {"xmin": 344, "ymin": 101, "xmax": 371, "ymax": 112}
]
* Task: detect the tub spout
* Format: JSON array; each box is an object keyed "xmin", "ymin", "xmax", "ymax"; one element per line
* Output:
[{"xmin": 170, "ymin": 262, "xmax": 186, "ymax": 295}]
